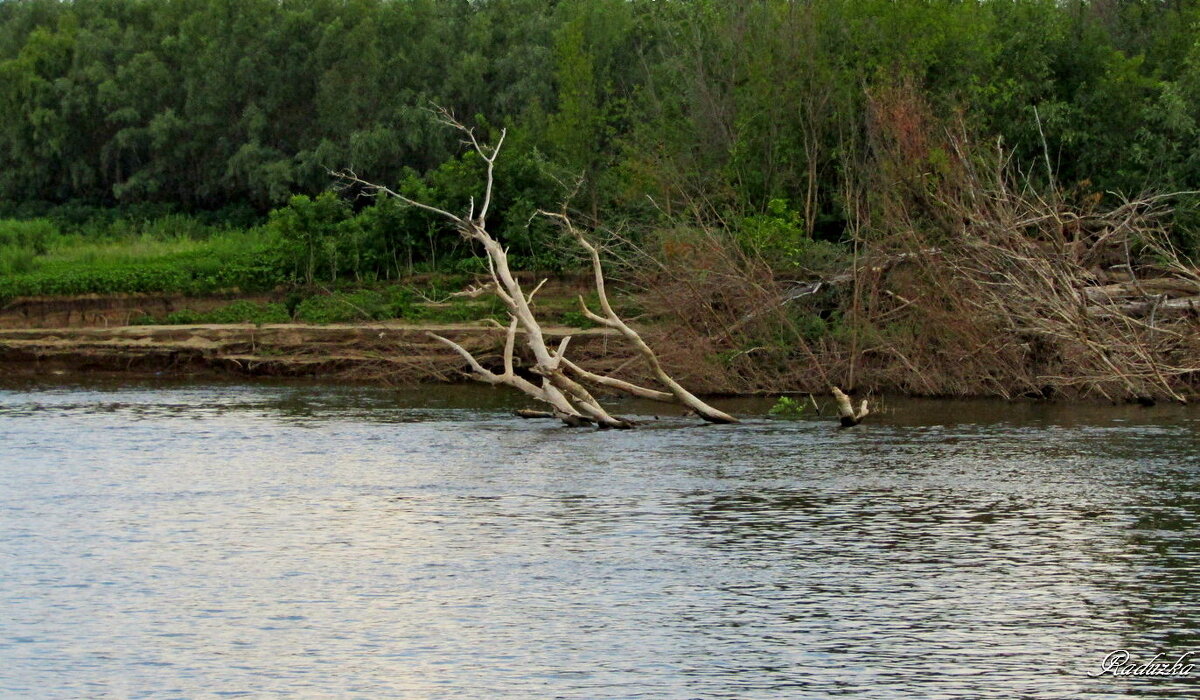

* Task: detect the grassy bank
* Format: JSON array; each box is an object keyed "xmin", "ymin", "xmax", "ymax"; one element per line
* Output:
[
  {"xmin": 2, "ymin": 174, "xmax": 1199, "ymax": 405},
  {"xmin": 0, "ymin": 209, "xmax": 601, "ymax": 329},
  {"xmin": 0, "ymin": 216, "xmax": 286, "ymax": 299}
]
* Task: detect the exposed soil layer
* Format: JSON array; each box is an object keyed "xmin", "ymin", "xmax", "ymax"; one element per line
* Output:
[
  {"xmin": 0, "ymin": 322, "xmax": 635, "ymax": 384},
  {"xmin": 0, "ymin": 292, "xmax": 281, "ymax": 329}
]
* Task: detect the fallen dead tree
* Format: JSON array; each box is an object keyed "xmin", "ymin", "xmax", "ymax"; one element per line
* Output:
[
  {"xmin": 848, "ymin": 110, "xmax": 1200, "ymax": 403},
  {"xmin": 617, "ymin": 84, "xmax": 1200, "ymax": 405},
  {"xmin": 336, "ymin": 109, "xmax": 737, "ymax": 427},
  {"xmin": 831, "ymin": 386, "xmax": 869, "ymax": 427}
]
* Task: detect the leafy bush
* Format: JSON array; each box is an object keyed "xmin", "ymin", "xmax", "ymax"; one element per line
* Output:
[
  {"xmin": 737, "ymin": 199, "xmax": 807, "ymax": 266},
  {"xmin": 0, "ymin": 219, "xmax": 56, "ymax": 253},
  {"xmin": 0, "ymin": 246, "xmax": 38, "ymax": 275},
  {"xmin": 768, "ymin": 396, "xmax": 808, "ymax": 418},
  {"xmin": 159, "ymin": 309, "xmax": 201, "ymax": 324},
  {"xmin": 269, "ymin": 193, "xmax": 355, "ymax": 284},
  {"xmin": 736, "ymin": 199, "xmax": 848, "ymax": 273}
]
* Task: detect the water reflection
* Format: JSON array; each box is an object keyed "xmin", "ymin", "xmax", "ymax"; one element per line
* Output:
[{"xmin": 0, "ymin": 379, "xmax": 1196, "ymax": 698}]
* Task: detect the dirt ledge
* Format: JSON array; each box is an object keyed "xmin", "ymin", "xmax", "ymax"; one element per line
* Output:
[{"xmin": 0, "ymin": 322, "xmax": 634, "ymax": 383}]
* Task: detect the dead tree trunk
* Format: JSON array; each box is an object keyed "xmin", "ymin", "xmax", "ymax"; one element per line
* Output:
[
  {"xmin": 539, "ymin": 210, "xmax": 738, "ymax": 424},
  {"xmin": 831, "ymin": 386, "xmax": 869, "ymax": 427},
  {"xmin": 335, "ymin": 108, "xmax": 737, "ymax": 428}
]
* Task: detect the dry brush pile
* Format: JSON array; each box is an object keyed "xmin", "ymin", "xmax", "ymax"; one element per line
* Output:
[{"xmin": 628, "ymin": 86, "xmax": 1200, "ymax": 404}]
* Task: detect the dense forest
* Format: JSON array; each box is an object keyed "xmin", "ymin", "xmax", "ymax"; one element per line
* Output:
[
  {"xmin": 3, "ymin": 0, "xmax": 1200, "ymax": 400},
  {"xmin": 3, "ymin": 0, "xmax": 1200, "ymax": 233}
]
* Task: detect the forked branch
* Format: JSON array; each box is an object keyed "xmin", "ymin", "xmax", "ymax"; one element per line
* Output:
[
  {"xmin": 539, "ymin": 209, "xmax": 739, "ymax": 424},
  {"xmin": 831, "ymin": 386, "xmax": 870, "ymax": 427},
  {"xmin": 334, "ymin": 109, "xmax": 732, "ymax": 427}
]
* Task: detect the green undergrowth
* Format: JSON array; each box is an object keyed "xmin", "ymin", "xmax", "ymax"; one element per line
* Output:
[
  {"xmin": 125, "ymin": 286, "xmax": 620, "ymax": 327},
  {"xmin": 0, "ymin": 210, "xmax": 582, "ymax": 305},
  {"xmin": 128, "ymin": 286, "xmax": 564, "ymax": 326},
  {"xmin": 134, "ymin": 301, "xmax": 293, "ymax": 326},
  {"xmin": 0, "ymin": 215, "xmax": 638, "ymax": 329},
  {"xmin": 0, "ymin": 220, "xmax": 288, "ymax": 300}
]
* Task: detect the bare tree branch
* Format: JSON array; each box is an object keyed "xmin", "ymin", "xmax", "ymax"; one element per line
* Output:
[
  {"xmin": 333, "ymin": 107, "xmax": 696, "ymax": 429},
  {"xmin": 538, "ymin": 209, "xmax": 739, "ymax": 424}
]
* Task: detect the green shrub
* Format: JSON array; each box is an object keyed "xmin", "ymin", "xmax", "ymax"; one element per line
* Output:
[
  {"xmin": 163, "ymin": 309, "xmax": 202, "ymax": 324},
  {"xmin": 269, "ymin": 193, "xmax": 355, "ymax": 284},
  {"xmin": 792, "ymin": 312, "xmax": 829, "ymax": 342},
  {"xmin": 736, "ymin": 199, "xmax": 848, "ymax": 273},
  {"xmin": 0, "ymin": 219, "xmax": 56, "ymax": 253},
  {"xmin": 768, "ymin": 396, "xmax": 808, "ymax": 418},
  {"xmin": 0, "ymin": 246, "xmax": 37, "ymax": 275}
]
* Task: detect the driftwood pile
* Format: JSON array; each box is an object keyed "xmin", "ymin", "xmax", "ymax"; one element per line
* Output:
[{"xmin": 1080, "ymin": 270, "xmax": 1200, "ymax": 320}]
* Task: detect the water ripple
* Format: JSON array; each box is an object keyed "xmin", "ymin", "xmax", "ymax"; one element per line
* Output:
[{"xmin": 0, "ymin": 382, "xmax": 1196, "ymax": 698}]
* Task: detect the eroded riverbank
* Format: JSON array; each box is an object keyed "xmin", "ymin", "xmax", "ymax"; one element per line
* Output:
[
  {"xmin": 0, "ymin": 321, "xmax": 637, "ymax": 384},
  {"xmin": 4, "ymin": 289, "xmax": 1199, "ymax": 404}
]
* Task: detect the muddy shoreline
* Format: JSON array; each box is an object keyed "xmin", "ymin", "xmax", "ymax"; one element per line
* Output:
[
  {"xmin": 0, "ymin": 321, "xmax": 637, "ymax": 385},
  {"xmin": 3, "ymin": 293, "xmax": 1193, "ymax": 404},
  {"xmin": 0, "ymin": 290, "xmax": 641, "ymax": 385}
]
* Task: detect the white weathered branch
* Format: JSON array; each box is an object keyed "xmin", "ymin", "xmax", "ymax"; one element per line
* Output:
[
  {"xmin": 334, "ymin": 110, "xmax": 731, "ymax": 429},
  {"xmin": 449, "ymin": 282, "xmax": 498, "ymax": 299},
  {"xmin": 333, "ymin": 169, "xmax": 460, "ymax": 222},
  {"xmin": 561, "ymin": 358, "xmax": 676, "ymax": 403},
  {"xmin": 427, "ymin": 330, "xmax": 595, "ymax": 426},
  {"xmin": 831, "ymin": 386, "xmax": 869, "ymax": 427},
  {"xmin": 540, "ymin": 209, "xmax": 739, "ymax": 424}
]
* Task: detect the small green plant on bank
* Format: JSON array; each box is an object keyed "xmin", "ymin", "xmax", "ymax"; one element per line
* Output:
[
  {"xmin": 558, "ymin": 310, "xmax": 597, "ymax": 329},
  {"xmin": 768, "ymin": 395, "xmax": 808, "ymax": 418}
]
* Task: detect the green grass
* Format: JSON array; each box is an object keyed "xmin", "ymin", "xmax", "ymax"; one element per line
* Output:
[
  {"xmin": 293, "ymin": 288, "xmax": 506, "ymax": 324},
  {"xmin": 0, "ymin": 220, "xmax": 290, "ymax": 302},
  {"xmin": 130, "ymin": 288, "xmax": 509, "ymax": 326},
  {"xmin": 293, "ymin": 288, "xmax": 416, "ymax": 323},
  {"xmin": 0, "ymin": 219, "xmax": 56, "ymax": 275},
  {"xmin": 0, "ymin": 214, "xmax": 598, "ymax": 329},
  {"xmin": 159, "ymin": 301, "xmax": 292, "ymax": 325}
]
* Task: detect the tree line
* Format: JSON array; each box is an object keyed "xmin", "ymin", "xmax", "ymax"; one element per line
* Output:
[{"xmin": 2, "ymin": 0, "xmax": 1200, "ymax": 252}]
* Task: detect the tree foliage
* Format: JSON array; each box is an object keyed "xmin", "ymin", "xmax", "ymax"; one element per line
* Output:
[{"xmin": 0, "ymin": 0, "xmax": 1198, "ymax": 250}]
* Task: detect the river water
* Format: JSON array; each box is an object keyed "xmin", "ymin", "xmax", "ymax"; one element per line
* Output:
[{"xmin": 0, "ymin": 379, "xmax": 1197, "ymax": 698}]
